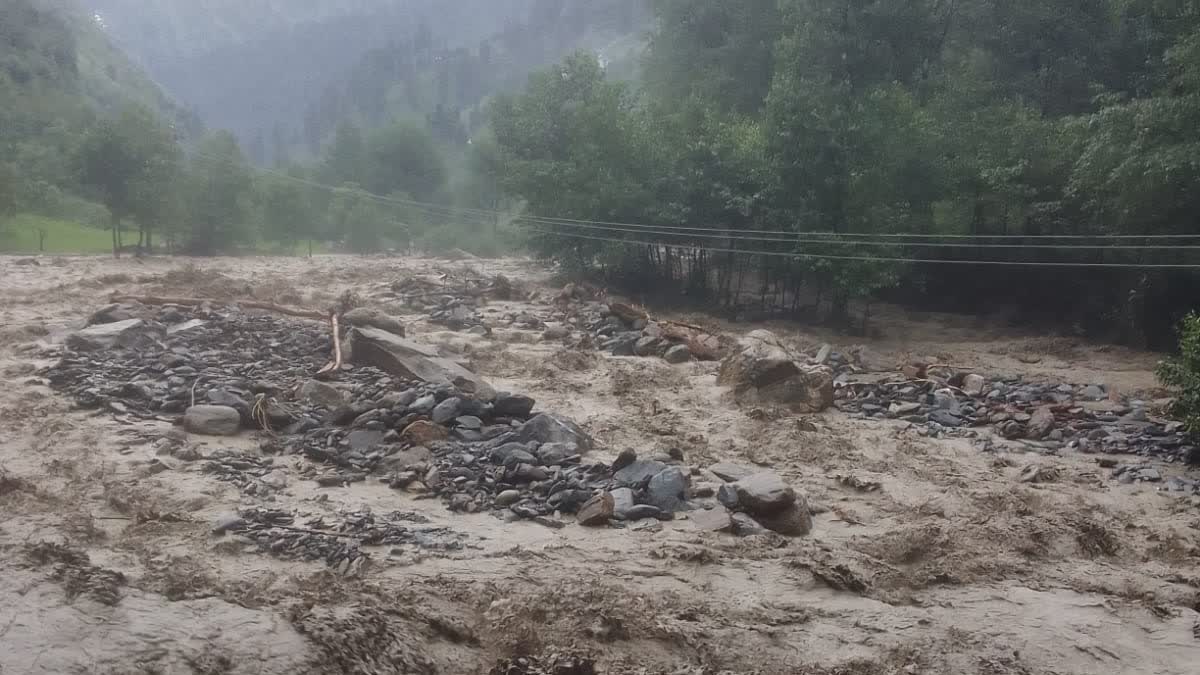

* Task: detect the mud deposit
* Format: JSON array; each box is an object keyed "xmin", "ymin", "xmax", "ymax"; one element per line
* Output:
[{"xmin": 2, "ymin": 254, "xmax": 1199, "ymax": 674}]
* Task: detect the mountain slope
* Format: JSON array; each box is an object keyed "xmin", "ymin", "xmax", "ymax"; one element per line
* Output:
[{"xmin": 86, "ymin": 0, "xmax": 538, "ymax": 140}]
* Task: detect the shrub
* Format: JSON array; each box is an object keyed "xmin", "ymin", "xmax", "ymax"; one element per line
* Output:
[{"xmin": 1156, "ymin": 312, "xmax": 1200, "ymax": 436}]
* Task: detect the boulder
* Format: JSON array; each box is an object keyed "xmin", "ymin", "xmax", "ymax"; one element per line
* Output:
[
  {"xmin": 690, "ymin": 508, "xmax": 733, "ymax": 533},
  {"xmin": 183, "ymin": 405, "xmax": 241, "ymax": 436},
  {"xmin": 709, "ymin": 462, "xmax": 756, "ymax": 483},
  {"xmin": 645, "ymin": 467, "xmax": 689, "ymax": 513},
  {"xmin": 962, "ymin": 374, "xmax": 986, "ymax": 397},
  {"xmin": 609, "ymin": 487, "xmax": 636, "ymax": 518},
  {"xmin": 730, "ymin": 512, "xmax": 768, "ymax": 536},
  {"xmin": 634, "ymin": 335, "xmax": 663, "ymax": 357},
  {"xmin": 1027, "ymin": 407, "xmax": 1056, "ymax": 439},
  {"xmin": 663, "ymin": 344, "xmax": 692, "ymax": 364},
  {"xmin": 297, "ymin": 380, "xmax": 344, "ymax": 409},
  {"xmin": 347, "ymin": 327, "xmax": 490, "ymax": 395},
  {"xmin": 67, "ymin": 319, "xmax": 158, "ymax": 351},
  {"xmin": 493, "ymin": 392, "xmax": 535, "ymax": 418},
  {"xmin": 613, "ymin": 459, "xmax": 668, "ymax": 485},
  {"xmin": 730, "ymin": 473, "xmax": 796, "ymax": 516},
  {"xmin": 717, "ymin": 330, "xmax": 833, "ymax": 412},
  {"xmin": 577, "ymin": 492, "xmax": 614, "ymax": 526},
  {"xmin": 342, "ymin": 307, "xmax": 405, "ymax": 336},
  {"xmin": 542, "ymin": 323, "xmax": 570, "ymax": 340},
  {"xmin": 401, "ymin": 420, "xmax": 448, "ymax": 445},
  {"xmin": 431, "ymin": 397, "xmax": 464, "ymax": 425},
  {"xmin": 514, "ymin": 414, "xmax": 594, "ymax": 451},
  {"xmin": 755, "ymin": 500, "xmax": 812, "ymax": 536}
]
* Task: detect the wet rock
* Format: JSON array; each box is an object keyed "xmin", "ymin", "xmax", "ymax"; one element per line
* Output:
[
  {"xmin": 298, "ymin": 380, "xmax": 344, "ymax": 408},
  {"xmin": 717, "ymin": 330, "xmax": 833, "ymax": 412},
  {"xmin": 609, "ymin": 487, "xmax": 636, "ymax": 517},
  {"xmin": 709, "ymin": 462, "xmax": 755, "ymax": 483},
  {"xmin": 730, "ymin": 512, "xmax": 768, "ymax": 536},
  {"xmin": 613, "ymin": 459, "xmax": 667, "ymax": 485},
  {"xmin": 493, "ymin": 392, "xmax": 535, "ymax": 418},
  {"xmin": 205, "ymin": 388, "xmax": 252, "ymax": 425},
  {"xmin": 730, "ymin": 473, "xmax": 796, "ymax": 516},
  {"xmin": 755, "ymin": 500, "xmax": 812, "ymax": 536},
  {"xmin": 495, "ymin": 489, "xmax": 522, "ymax": 507},
  {"xmin": 342, "ymin": 307, "xmax": 406, "ymax": 336},
  {"xmin": 347, "ymin": 327, "xmax": 490, "ymax": 394},
  {"xmin": 716, "ymin": 483, "xmax": 739, "ymax": 509},
  {"xmin": 663, "ymin": 344, "xmax": 692, "ymax": 364},
  {"xmin": 1028, "ymin": 407, "xmax": 1055, "ymax": 440},
  {"xmin": 432, "ymin": 397, "xmax": 464, "ymax": 424},
  {"xmin": 645, "ymin": 467, "xmax": 689, "ymax": 512},
  {"xmin": 962, "ymin": 374, "xmax": 986, "ymax": 396},
  {"xmin": 690, "ymin": 508, "xmax": 733, "ymax": 532},
  {"xmin": 326, "ymin": 404, "xmax": 365, "ymax": 426},
  {"xmin": 347, "ymin": 430, "xmax": 384, "ymax": 451},
  {"xmin": 612, "ymin": 448, "xmax": 637, "ymax": 472},
  {"xmin": 537, "ymin": 442, "xmax": 573, "ymax": 466},
  {"xmin": 634, "ymin": 335, "xmax": 663, "ymax": 357},
  {"xmin": 67, "ymin": 319, "xmax": 155, "ymax": 351},
  {"xmin": 542, "ymin": 323, "xmax": 570, "ymax": 340},
  {"xmin": 514, "ymin": 414, "xmax": 594, "ymax": 451},
  {"xmin": 409, "ymin": 394, "xmax": 437, "ymax": 414},
  {"xmin": 401, "ymin": 420, "xmax": 448, "ymax": 445},
  {"xmin": 183, "ymin": 405, "xmax": 241, "ymax": 436},
  {"xmin": 928, "ymin": 410, "xmax": 962, "ymax": 428},
  {"xmin": 456, "ymin": 415, "xmax": 483, "ymax": 430},
  {"xmin": 577, "ymin": 492, "xmax": 614, "ymax": 526},
  {"xmin": 624, "ymin": 504, "xmax": 665, "ymax": 521}
]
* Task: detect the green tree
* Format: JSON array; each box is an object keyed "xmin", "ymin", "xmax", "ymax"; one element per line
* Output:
[
  {"xmin": 261, "ymin": 175, "xmax": 320, "ymax": 255},
  {"xmin": 366, "ymin": 121, "xmax": 447, "ymax": 201},
  {"xmin": 184, "ymin": 131, "xmax": 253, "ymax": 254},
  {"xmin": 77, "ymin": 105, "xmax": 182, "ymax": 255},
  {"xmin": 318, "ymin": 120, "xmax": 368, "ymax": 187}
]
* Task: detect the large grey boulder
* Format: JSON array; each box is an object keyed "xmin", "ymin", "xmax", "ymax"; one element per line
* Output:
[
  {"xmin": 183, "ymin": 405, "xmax": 242, "ymax": 436},
  {"xmin": 67, "ymin": 319, "xmax": 158, "ymax": 351},
  {"xmin": 645, "ymin": 467, "xmax": 689, "ymax": 513},
  {"xmin": 513, "ymin": 414, "xmax": 594, "ymax": 451},
  {"xmin": 342, "ymin": 307, "xmax": 406, "ymax": 336},
  {"xmin": 347, "ymin": 327, "xmax": 490, "ymax": 395},
  {"xmin": 717, "ymin": 330, "xmax": 833, "ymax": 412},
  {"xmin": 723, "ymin": 472, "xmax": 797, "ymax": 516},
  {"xmin": 297, "ymin": 380, "xmax": 344, "ymax": 409}
]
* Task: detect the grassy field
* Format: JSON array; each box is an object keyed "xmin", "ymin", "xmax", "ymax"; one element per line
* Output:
[{"xmin": 0, "ymin": 215, "xmax": 114, "ymax": 254}]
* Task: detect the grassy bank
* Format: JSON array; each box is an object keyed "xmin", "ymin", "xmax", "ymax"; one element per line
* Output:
[{"xmin": 0, "ymin": 215, "xmax": 114, "ymax": 254}]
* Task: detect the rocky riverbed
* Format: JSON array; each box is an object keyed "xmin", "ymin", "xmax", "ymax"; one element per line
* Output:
[{"xmin": 1, "ymin": 254, "xmax": 1199, "ymax": 675}]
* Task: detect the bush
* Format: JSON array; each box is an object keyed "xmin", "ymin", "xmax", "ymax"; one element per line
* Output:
[{"xmin": 1156, "ymin": 313, "xmax": 1200, "ymax": 436}]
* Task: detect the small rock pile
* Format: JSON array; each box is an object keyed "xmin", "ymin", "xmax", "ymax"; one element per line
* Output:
[
  {"xmin": 837, "ymin": 372, "xmax": 1199, "ymax": 464},
  {"xmin": 215, "ymin": 507, "xmax": 465, "ymax": 574},
  {"xmin": 580, "ymin": 304, "xmax": 718, "ymax": 365}
]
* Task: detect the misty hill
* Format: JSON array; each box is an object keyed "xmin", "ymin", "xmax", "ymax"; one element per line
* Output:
[
  {"xmin": 86, "ymin": 0, "xmax": 545, "ymax": 143},
  {"xmin": 298, "ymin": 0, "xmax": 649, "ymax": 158}
]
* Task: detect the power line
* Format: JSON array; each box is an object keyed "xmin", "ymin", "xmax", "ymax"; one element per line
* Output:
[
  {"xmin": 515, "ymin": 219, "xmax": 1200, "ymax": 250},
  {"xmin": 525, "ymin": 227, "xmax": 1200, "ymax": 269},
  {"xmin": 190, "ymin": 149, "xmax": 1200, "ymax": 249}
]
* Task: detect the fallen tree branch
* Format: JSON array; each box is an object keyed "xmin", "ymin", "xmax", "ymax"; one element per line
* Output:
[{"xmin": 109, "ymin": 294, "xmax": 325, "ymax": 321}]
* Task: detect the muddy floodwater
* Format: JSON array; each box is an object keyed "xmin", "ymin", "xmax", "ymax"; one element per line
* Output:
[{"xmin": 1, "ymin": 254, "xmax": 1198, "ymax": 674}]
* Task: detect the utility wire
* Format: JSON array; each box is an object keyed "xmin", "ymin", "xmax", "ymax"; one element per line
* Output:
[
  {"xmin": 191, "ymin": 149, "xmax": 1200, "ymax": 247},
  {"xmin": 525, "ymin": 227, "xmax": 1200, "ymax": 269}
]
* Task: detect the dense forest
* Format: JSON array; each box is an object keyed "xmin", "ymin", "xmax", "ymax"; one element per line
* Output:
[
  {"xmin": 3, "ymin": 0, "xmax": 1200, "ymax": 349},
  {"xmin": 488, "ymin": 0, "xmax": 1200, "ymax": 347}
]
